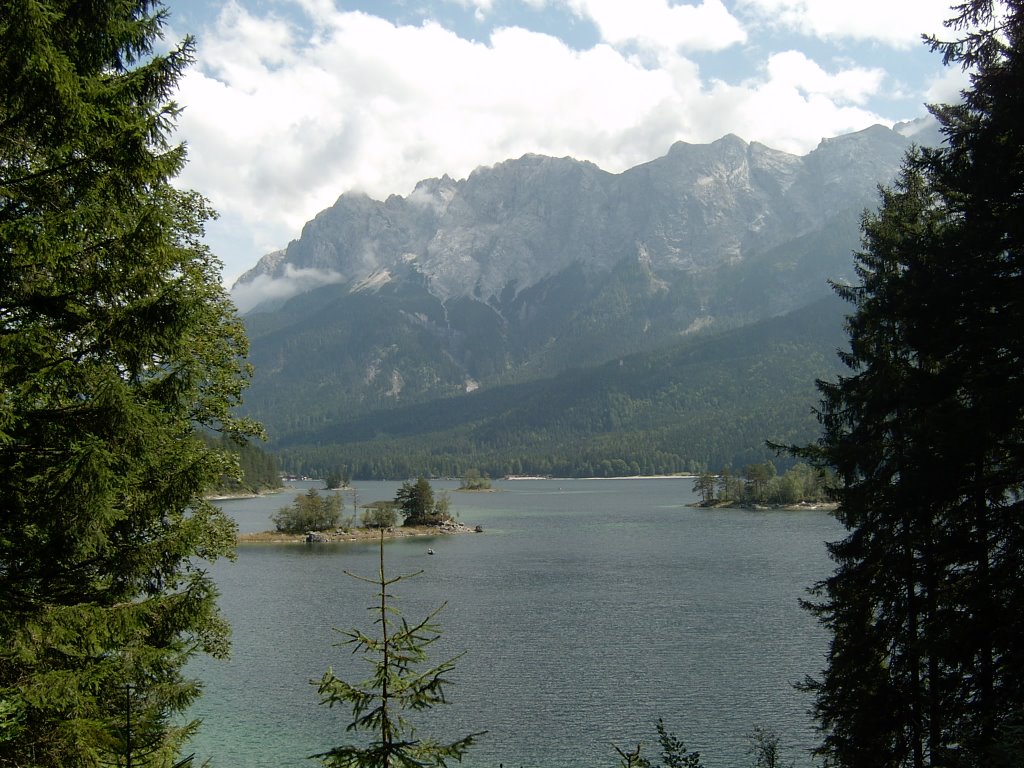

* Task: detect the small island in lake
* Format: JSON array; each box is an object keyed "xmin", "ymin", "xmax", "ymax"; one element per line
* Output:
[
  {"xmin": 686, "ymin": 461, "xmax": 836, "ymax": 511},
  {"xmin": 238, "ymin": 477, "xmax": 483, "ymax": 543},
  {"xmin": 238, "ymin": 519, "xmax": 480, "ymax": 544},
  {"xmin": 454, "ymin": 468, "xmax": 499, "ymax": 492}
]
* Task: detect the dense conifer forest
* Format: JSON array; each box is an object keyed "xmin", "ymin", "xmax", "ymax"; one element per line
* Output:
[
  {"xmin": 273, "ymin": 296, "xmax": 846, "ymax": 480},
  {"xmin": 200, "ymin": 433, "xmax": 282, "ymax": 494}
]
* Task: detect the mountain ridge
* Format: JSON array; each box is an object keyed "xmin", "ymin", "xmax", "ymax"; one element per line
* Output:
[
  {"xmin": 231, "ymin": 122, "xmax": 930, "ymax": 476},
  {"xmin": 233, "ymin": 122, "xmax": 918, "ymax": 313}
]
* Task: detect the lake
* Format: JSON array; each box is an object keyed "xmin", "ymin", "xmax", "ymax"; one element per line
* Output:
[{"xmin": 185, "ymin": 478, "xmax": 841, "ymax": 767}]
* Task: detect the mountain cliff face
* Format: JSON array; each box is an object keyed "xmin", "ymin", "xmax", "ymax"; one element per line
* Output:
[
  {"xmin": 236, "ymin": 124, "xmax": 908, "ymax": 308},
  {"xmin": 233, "ymin": 124, "xmax": 918, "ymax": 456}
]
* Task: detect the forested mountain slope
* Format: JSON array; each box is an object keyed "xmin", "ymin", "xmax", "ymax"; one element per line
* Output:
[{"xmin": 273, "ymin": 296, "xmax": 848, "ymax": 479}]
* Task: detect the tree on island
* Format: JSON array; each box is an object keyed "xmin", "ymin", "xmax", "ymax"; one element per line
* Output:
[
  {"xmin": 325, "ymin": 470, "xmax": 349, "ymax": 490},
  {"xmin": 797, "ymin": 2, "xmax": 1024, "ymax": 766},
  {"xmin": 692, "ymin": 473, "xmax": 716, "ymax": 504},
  {"xmin": 272, "ymin": 489, "xmax": 342, "ymax": 533},
  {"xmin": 458, "ymin": 468, "xmax": 492, "ymax": 491},
  {"xmin": 360, "ymin": 501, "xmax": 398, "ymax": 530},
  {"xmin": 716, "ymin": 466, "xmax": 744, "ymax": 505},
  {"xmin": 696, "ymin": 462, "xmax": 829, "ymax": 507},
  {"xmin": 742, "ymin": 462, "xmax": 777, "ymax": 504},
  {"xmin": 0, "ymin": 1, "xmax": 258, "ymax": 764},
  {"xmin": 395, "ymin": 477, "xmax": 452, "ymax": 525},
  {"xmin": 313, "ymin": 533, "xmax": 483, "ymax": 767}
]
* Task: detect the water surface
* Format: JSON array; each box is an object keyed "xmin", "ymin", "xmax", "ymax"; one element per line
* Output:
[{"xmin": 187, "ymin": 478, "xmax": 840, "ymax": 767}]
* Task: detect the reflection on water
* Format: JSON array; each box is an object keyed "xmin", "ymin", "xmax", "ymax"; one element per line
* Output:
[{"xmin": 187, "ymin": 478, "xmax": 840, "ymax": 767}]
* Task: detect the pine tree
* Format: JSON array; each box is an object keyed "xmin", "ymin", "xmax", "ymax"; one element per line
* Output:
[
  {"xmin": 313, "ymin": 533, "xmax": 482, "ymax": 767},
  {"xmin": 802, "ymin": 2, "xmax": 1024, "ymax": 766},
  {"xmin": 614, "ymin": 719, "xmax": 703, "ymax": 768},
  {"xmin": 0, "ymin": 1, "xmax": 258, "ymax": 764},
  {"xmin": 801, "ymin": 164, "xmax": 947, "ymax": 768},
  {"xmin": 394, "ymin": 478, "xmax": 435, "ymax": 523}
]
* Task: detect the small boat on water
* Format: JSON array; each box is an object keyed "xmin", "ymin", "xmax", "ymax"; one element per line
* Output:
[{"xmin": 427, "ymin": 548, "xmax": 435, "ymax": 555}]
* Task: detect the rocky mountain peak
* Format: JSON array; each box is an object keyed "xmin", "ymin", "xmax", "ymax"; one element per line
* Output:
[{"xmin": 232, "ymin": 125, "xmax": 918, "ymax": 313}]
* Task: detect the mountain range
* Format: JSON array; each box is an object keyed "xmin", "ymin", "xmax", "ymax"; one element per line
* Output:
[{"xmin": 232, "ymin": 121, "xmax": 935, "ymax": 479}]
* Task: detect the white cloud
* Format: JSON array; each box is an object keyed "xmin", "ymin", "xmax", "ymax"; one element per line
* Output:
[
  {"xmin": 700, "ymin": 77, "xmax": 884, "ymax": 156},
  {"xmin": 736, "ymin": 0, "xmax": 950, "ymax": 48},
  {"xmin": 686, "ymin": 51, "xmax": 890, "ymax": 154},
  {"xmin": 764, "ymin": 50, "xmax": 885, "ymax": 105},
  {"xmin": 230, "ymin": 265, "xmax": 344, "ymax": 313},
  {"xmin": 172, "ymin": 0, "xmax": 934, "ymax": 285},
  {"xmin": 444, "ymin": 0, "xmax": 495, "ymax": 22},
  {"xmin": 565, "ymin": 0, "xmax": 747, "ymax": 55},
  {"xmin": 926, "ymin": 65, "xmax": 971, "ymax": 105}
]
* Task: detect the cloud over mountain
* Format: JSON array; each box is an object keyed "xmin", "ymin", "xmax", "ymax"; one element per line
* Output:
[{"xmin": 170, "ymin": 0, "xmax": 953, "ymax": 285}]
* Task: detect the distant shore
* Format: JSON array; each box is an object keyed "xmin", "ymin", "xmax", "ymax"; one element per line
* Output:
[{"xmin": 206, "ymin": 485, "xmax": 294, "ymax": 501}]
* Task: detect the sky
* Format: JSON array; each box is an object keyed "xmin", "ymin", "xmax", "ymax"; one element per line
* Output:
[{"xmin": 164, "ymin": 0, "xmax": 968, "ymax": 288}]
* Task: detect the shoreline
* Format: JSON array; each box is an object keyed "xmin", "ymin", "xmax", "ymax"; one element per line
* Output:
[
  {"xmin": 688, "ymin": 500, "xmax": 837, "ymax": 512},
  {"xmin": 206, "ymin": 485, "xmax": 294, "ymax": 501},
  {"xmin": 504, "ymin": 474, "xmax": 697, "ymax": 481},
  {"xmin": 238, "ymin": 521, "xmax": 479, "ymax": 544}
]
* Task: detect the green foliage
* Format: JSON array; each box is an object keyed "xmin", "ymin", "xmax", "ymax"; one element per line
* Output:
[
  {"xmin": 360, "ymin": 502, "xmax": 398, "ymax": 530},
  {"xmin": 325, "ymin": 471, "xmax": 349, "ymax": 490},
  {"xmin": 798, "ymin": 4, "xmax": 1024, "ymax": 766},
  {"xmin": 616, "ymin": 722, "xmax": 793, "ymax": 768},
  {"xmin": 276, "ymin": 297, "xmax": 847, "ymax": 479},
  {"xmin": 769, "ymin": 462, "xmax": 825, "ymax": 505},
  {"xmin": 395, "ymin": 477, "xmax": 434, "ymax": 520},
  {"xmin": 394, "ymin": 478, "xmax": 451, "ymax": 525},
  {"xmin": 615, "ymin": 719, "xmax": 703, "ymax": 768},
  {"xmin": 457, "ymin": 469, "xmax": 491, "ymax": 490},
  {"xmin": 742, "ymin": 461, "xmax": 776, "ymax": 504},
  {"xmin": 0, "ymin": 1, "xmax": 259, "ymax": 764},
  {"xmin": 691, "ymin": 472, "xmax": 716, "ymax": 504},
  {"xmin": 233, "ymin": 440, "xmax": 282, "ymax": 491},
  {"xmin": 0, "ymin": 696, "xmax": 25, "ymax": 746},
  {"xmin": 313, "ymin": 534, "xmax": 483, "ymax": 767},
  {"xmin": 747, "ymin": 726, "xmax": 793, "ymax": 768},
  {"xmin": 706, "ymin": 462, "xmax": 830, "ymax": 507},
  {"xmin": 200, "ymin": 431, "xmax": 281, "ymax": 495},
  {"xmin": 240, "ymin": 196, "xmax": 875, "ymax": 456},
  {"xmin": 272, "ymin": 489, "xmax": 342, "ymax": 533},
  {"xmin": 715, "ymin": 465, "xmax": 744, "ymax": 504}
]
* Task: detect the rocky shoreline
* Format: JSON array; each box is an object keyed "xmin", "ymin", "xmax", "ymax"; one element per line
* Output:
[
  {"xmin": 238, "ymin": 519, "xmax": 480, "ymax": 544},
  {"xmin": 688, "ymin": 500, "xmax": 837, "ymax": 512}
]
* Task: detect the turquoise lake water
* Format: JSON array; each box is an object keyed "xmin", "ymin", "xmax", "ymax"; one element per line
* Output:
[{"xmin": 185, "ymin": 478, "xmax": 841, "ymax": 767}]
